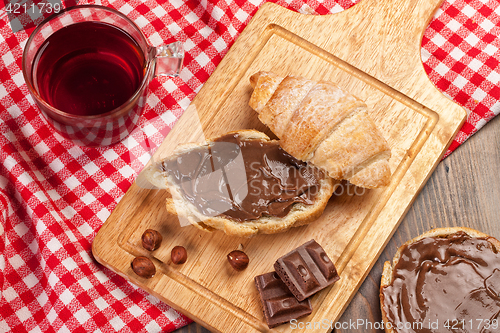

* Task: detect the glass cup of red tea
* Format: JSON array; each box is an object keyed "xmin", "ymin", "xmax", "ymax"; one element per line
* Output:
[{"xmin": 22, "ymin": 5, "xmax": 184, "ymax": 146}]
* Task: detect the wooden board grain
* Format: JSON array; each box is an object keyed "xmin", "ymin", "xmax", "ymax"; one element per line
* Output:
[{"xmin": 92, "ymin": 0, "xmax": 467, "ymax": 332}]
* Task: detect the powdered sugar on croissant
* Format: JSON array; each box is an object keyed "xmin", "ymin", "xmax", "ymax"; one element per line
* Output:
[{"xmin": 249, "ymin": 71, "xmax": 391, "ymax": 189}]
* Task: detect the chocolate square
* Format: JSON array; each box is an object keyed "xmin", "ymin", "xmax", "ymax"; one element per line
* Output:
[
  {"xmin": 274, "ymin": 239, "xmax": 340, "ymax": 301},
  {"xmin": 254, "ymin": 271, "xmax": 312, "ymax": 328}
]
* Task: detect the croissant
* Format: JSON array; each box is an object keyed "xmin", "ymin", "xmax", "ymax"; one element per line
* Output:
[
  {"xmin": 143, "ymin": 130, "xmax": 336, "ymax": 237},
  {"xmin": 249, "ymin": 71, "xmax": 391, "ymax": 189}
]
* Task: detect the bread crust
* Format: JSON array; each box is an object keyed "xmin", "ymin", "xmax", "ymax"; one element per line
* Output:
[
  {"xmin": 144, "ymin": 129, "xmax": 336, "ymax": 237},
  {"xmin": 249, "ymin": 71, "xmax": 283, "ymax": 113},
  {"xmin": 249, "ymin": 71, "xmax": 391, "ymax": 189},
  {"xmin": 379, "ymin": 227, "xmax": 500, "ymax": 333},
  {"xmin": 281, "ymin": 81, "xmax": 366, "ymax": 160},
  {"xmin": 259, "ymin": 75, "xmax": 316, "ymax": 139}
]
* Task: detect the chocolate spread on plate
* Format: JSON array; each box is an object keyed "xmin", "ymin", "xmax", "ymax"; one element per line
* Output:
[
  {"xmin": 163, "ymin": 133, "xmax": 324, "ymax": 221},
  {"xmin": 381, "ymin": 231, "xmax": 500, "ymax": 333}
]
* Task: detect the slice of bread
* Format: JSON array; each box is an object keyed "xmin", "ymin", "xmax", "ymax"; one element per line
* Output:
[
  {"xmin": 380, "ymin": 227, "xmax": 500, "ymax": 333},
  {"xmin": 144, "ymin": 129, "xmax": 336, "ymax": 237}
]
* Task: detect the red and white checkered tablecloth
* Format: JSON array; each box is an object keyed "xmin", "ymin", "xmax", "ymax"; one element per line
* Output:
[{"xmin": 0, "ymin": 0, "xmax": 498, "ymax": 331}]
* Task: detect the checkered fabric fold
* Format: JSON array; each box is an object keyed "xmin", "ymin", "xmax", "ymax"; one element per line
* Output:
[{"xmin": 0, "ymin": 0, "xmax": 499, "ymax": 332}]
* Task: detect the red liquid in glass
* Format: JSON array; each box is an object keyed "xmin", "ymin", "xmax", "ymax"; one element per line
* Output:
[{"xmin": 33, "ymin": 21, "xmax": 145, "ymax": 116}]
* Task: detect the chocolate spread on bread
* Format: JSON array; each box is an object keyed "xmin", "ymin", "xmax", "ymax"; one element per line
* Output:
[
  {"xmin": 163, "ymin": 133, "xmax": 324, "ymax": 221},
  {"xmin": 381, "ymin": 231, "xmax": 500, "ymax": 332}
]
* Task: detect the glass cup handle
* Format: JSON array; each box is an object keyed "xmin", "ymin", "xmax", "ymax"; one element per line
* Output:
[{"xmin": 154, "ymin": 41, "xmax": 184, "ymax": 77}]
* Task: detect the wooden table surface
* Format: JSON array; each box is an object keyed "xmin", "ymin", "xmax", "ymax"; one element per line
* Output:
[{"xmin": 173, "ymin": 114, "xmax": 500, "ymax": 333}]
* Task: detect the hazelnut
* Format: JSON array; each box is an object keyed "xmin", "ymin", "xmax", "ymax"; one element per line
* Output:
[
  {"xmin": 141, "ymin": 229, "xmax": 162, "ymax": 251},
  {"xmin": 171, "ymin": 246, "xmax": 187, "ymax": 264},
  {"xmin": 131, "ymin": 256, "xmax": 156, "ymax": 278},
  {"xmin": 227, "ymin": 250, "xmax": 249, "ymax": 271}
]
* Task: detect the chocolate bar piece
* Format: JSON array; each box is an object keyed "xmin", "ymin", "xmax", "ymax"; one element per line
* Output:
[
  {"xmin": 254, "ymin": 271, "xmax": 312, "ymax": 328},
  {"xmin": 274, "ymin": 239, "xmax": 339, "ymax": 301}
]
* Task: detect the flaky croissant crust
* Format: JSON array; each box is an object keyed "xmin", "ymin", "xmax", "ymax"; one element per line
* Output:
[{"xmin": 249, "ymin": 71, "xmax": 391, "ymax": 189}]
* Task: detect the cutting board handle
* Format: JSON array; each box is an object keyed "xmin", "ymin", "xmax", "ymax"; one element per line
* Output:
[
  {"xmin": 261, "ymin": 0, "xmax": 445, "ymax": 38},
  {"xmin": 249, "ymin": 0, "xmax": 446, "ymax": 91}
]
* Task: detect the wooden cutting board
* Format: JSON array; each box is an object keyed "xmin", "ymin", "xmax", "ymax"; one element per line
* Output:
[{"xmin": 92, "ymin": 0, "xmax": 466, "ymax": 331}]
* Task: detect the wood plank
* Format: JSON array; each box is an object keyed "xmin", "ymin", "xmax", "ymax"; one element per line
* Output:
[{"xmin": 92, "ymin": 0, "xmax": 467, "ymax": 332}]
